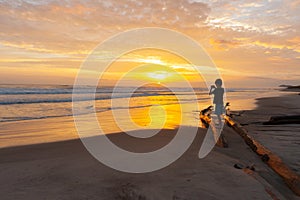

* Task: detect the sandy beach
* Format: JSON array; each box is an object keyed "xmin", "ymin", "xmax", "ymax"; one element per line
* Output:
[{"xmin": 1, "ymin": 93, "xmax": 300, "ymax": 200}]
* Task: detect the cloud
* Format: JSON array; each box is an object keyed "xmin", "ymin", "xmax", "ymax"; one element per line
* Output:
[
  {"xmin": 204, "ymin": 0, "xmax": 300, "ymax": 36},
  {"xmin": 0, "ymin": 0, "xmax": 299, "ymax": 85},
  {"xmin": 209, "ymin": 38, "xmax": 242, "ymax": 50},
  {"xmin": 250, "ymin": 39, "xmax": 300, "ymax": 54},
  {"xmin": 0, "ymin": 0, "xmax": 210, "ymax": 55}
]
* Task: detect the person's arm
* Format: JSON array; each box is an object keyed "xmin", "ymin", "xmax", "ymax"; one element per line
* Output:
[{"xmin": 209, "ymin": 85, "xmax": 216, "ymax": 95}]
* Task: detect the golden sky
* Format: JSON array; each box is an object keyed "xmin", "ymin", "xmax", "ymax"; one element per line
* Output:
[{"xmin": 0, "ymin": 0, "xmax": 299, "ymax": 87}]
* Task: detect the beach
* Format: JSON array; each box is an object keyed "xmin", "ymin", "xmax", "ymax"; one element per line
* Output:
[
  {"xmin": 233, "ymin": 94, "xmax": 300, "ymax": 174},
  {"xmin": 0, "ymin": 90, "xmax": 300, "ymax": 199},
  {"xmin": 0, "ymin": 126, "xmax": 298, "ymax": 200}
]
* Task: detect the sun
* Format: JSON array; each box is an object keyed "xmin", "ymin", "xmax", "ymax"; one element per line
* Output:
[{"xmin": 147, "ymin": 71, "xmax": 169, "ymax": 81}]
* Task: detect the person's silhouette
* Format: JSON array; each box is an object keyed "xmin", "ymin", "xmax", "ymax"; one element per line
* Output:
[{"xmin": 209, "ymin": 79, "xmax": 224, "ymax": 126}]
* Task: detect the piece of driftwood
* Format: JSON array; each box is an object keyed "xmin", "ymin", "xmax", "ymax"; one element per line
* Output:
[
  {"xmin": 199, "ymin": 106, "xmax": 212, "ymax": 129},
  {"xmin": 263, "ymin": 115, "xmax": 300, "ymax": 125},
  {"xmin": 217, "ymin": 132, "xmax": 228, "ymax": 148},
  {"xmin": 199, "ymin": 105, "xmax": 228, "ymax": 148},
  {"xmin": 225, "ymin": 115, "xmax": 300, "ymax": 196},
  {"xmin": 286, "ymin": 85, "xmax": 300, "ymax": 89}
]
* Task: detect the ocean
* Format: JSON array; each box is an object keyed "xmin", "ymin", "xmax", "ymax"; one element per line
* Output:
[{"xmin": 0, "ymin": 84, "xmax": 286, "ymax": 148}]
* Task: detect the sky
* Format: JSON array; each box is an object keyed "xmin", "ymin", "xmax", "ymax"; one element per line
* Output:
[{"xmin": 0, "ymin": 0, "xmax": 299, "ymax": 87}]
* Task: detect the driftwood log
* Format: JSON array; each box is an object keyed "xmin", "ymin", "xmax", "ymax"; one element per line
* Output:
[{"xmin": 263, "ymin": 115, "xmax": 300, "ymax": 125}]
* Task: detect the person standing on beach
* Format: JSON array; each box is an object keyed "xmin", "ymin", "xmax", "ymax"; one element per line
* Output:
[{"xmin": 209, "ymin": 79, "xmax": 224, "ymax": 126}]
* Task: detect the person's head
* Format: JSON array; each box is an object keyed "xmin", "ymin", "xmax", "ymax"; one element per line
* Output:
[{"xmin": 215, "ymin": 79, "xmax": 223, "ymax": 87}]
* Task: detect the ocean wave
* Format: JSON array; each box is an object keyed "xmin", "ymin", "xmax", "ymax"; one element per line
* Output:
[
  {"xmin": 0, "ymin": 85, "xmax": 207, "ymax": 95},
  {"xmin": 0, "ymin": 92, "xmax": 204, "ymax": 105},
  {"xmin": 0, "ymin": 98, "xmax": 203, "ymax": 122}
]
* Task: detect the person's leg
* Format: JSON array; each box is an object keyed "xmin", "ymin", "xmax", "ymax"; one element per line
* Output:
[
  {"xmin": 214, "ymin": 104, "xmax": 222, "ymax": 126},
  {"xmin": 217, "ymin": 114, "xmax": 223, "ymax": 127}
]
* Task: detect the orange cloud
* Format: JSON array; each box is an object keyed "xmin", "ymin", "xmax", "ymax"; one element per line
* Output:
[
  {"xmin": 209, "ymin": 38, "xmax": 242, "ymax": 50},
  {"xmin": 50, "ymin": 4, "xmax": 95, "ymax": 15},
  {"xmin": 252, "ymin": 40, "xmax": 300, "ymax": 53},
  {"xmin": 0, "ymin": 0, "xmax": 299, "ymax": 85}
]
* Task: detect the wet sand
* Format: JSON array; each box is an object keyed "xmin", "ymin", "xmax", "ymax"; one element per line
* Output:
[{"xmin": 233, "ymin": 94, "xmax": 300, "ymax": 174}]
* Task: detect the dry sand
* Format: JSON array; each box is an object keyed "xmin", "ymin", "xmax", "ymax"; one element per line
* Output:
[{"xmin": 1, "ymin": 94, "xmax": 300, "ymax": 200}]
